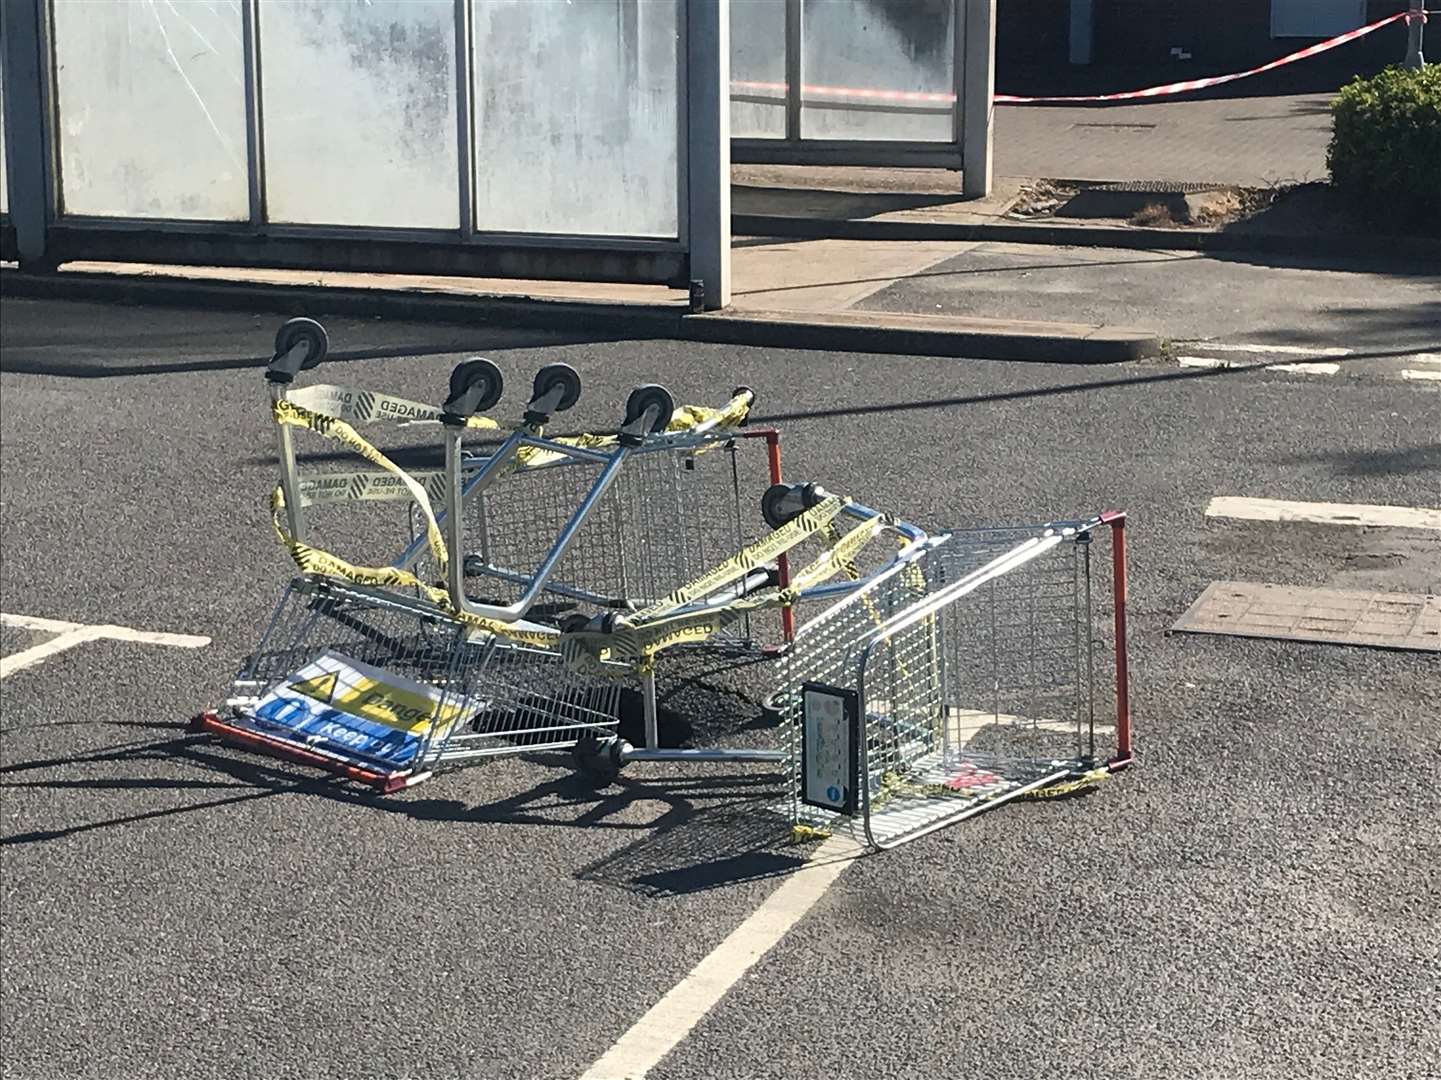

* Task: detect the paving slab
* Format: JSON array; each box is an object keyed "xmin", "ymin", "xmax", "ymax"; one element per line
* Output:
[{"xmin": 1173, "ymin": 581, "xmax": 1441, "ymax": 652}]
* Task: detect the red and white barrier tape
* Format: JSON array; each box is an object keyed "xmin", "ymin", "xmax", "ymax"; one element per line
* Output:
[
  {"xmin": 996, "ymin": 11, "xmax": 1411, "ymax": 103},
  {"xmin": 731, "ymin": 12, "xmax": 1419, "ymax": 110}
]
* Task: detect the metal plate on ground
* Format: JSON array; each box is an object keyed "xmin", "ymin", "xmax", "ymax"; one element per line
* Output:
[
  {"xmin": 1173, "ymin": 582, "xmax": 1441, "ymax": 652},
  {"xmin": 1094, "ymin": 180, "xmax": 1222, "ymax": 193}
]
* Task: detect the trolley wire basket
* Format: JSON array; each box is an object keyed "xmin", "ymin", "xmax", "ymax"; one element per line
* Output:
[{"xmin": 781, "ymin": 514, "xmax": 1133, "ymax": 850}]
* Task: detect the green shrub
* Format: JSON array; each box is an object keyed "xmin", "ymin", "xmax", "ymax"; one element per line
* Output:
[{"xmin": 1327, "ymin": 64, "xmax": 1441, "ymax": 234}]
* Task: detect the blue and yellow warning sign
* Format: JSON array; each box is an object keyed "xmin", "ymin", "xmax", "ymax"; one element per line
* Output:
[{"xmin": 248, "ymin": 651, "xmax": 473, "ymax": 770}]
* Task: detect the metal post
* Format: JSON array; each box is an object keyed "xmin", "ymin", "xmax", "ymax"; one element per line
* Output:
[
  {"xmin": 2, "ymin": 0, "xmax": 55, "ymax": 267},
  {"xmin": 1405, "ymin": 0, "xmax": 1426, "ymax": 69},
  {"xmin": 241, "ymin": 0, "xmax": 265, "ymax": 227},
  {"xmin": 1069, "ymin": 0, "xmax": 1094, "ymax": 66},
  {"xmin": 455, "ymin": 0, "xmax": 475, "ymax": 237},
  {"xmin": 952, "ymin": 0, "xmax": 965, "ymax": 162},
  {"xmin": 270, "ymin": 382, "xmax": 306, "ymax": 540},
  {"xmin": 961, "ymin": 0, "xmax": 996, "ymax": 198},
  {"xmin": 784, "ymin": 0, "xmax": 802, "ymax": 142},
  {"xmin": 685, "ymin": 0, "xmax": 730, "ymax": 310},
  {"xmin": 642, "ymin": 668, "xmax": 659, "ymax": 750},
  {"xmin": 1104, "ymin": 513, "xmax": 1131, "ymax": 766}
]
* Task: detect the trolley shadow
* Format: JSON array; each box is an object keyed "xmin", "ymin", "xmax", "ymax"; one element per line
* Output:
[
  {"xmin": 1, "ymin": 681, "xmax": 807, "ymax": 900},
  {"xmin": 574, "ymin": 798, "xmax": 819, "ymax": 898}
]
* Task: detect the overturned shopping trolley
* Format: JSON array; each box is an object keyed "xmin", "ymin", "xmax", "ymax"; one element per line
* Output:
[
  {"xmin": 193, "ymin": 319, "xmax": 1134, "ymax": 849},
  {"xmin": 193, "ymin": 319, "xmax": 927, "ymax": 793},
  {"xmin": 776, "ymin": 514, "xmax": 1133, "ymax": 849}
]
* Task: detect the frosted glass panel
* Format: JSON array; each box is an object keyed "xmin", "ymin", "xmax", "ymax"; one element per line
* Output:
[
  {"xmin": 801, "ymin": 0, "xmax": 955, "ymax": 142},
  {"xmin": 471, "ymin": 0, "xmax": 679, "ymax": 238},
  {"xmin": 259, "ymin": 1, "xmax": 458, "ymax": 228},
  {"xmin": 731, "ymin": 0, "xmax": 785, "ymax": 139},
  {"xmin": 51, "ymin": 0, "xmax": 247, "ymax": 219}
]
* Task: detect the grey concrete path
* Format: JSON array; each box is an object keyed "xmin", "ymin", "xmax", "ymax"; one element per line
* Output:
[
  {"xmin": 18, "ymin": 241, "xmax": 1162, "ymax": 364},
  {"xmin": 859, "ymin": 241, "xmax": 1441, "ymax": 370},
  {"xmin": 996, "ymin": 93, "xmax": 1336, "ymax": 186}
]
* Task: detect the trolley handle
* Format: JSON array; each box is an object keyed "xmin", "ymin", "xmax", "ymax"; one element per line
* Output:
[
  {"xmin": 265, "ymin": 318, "xmax": 328, "ymax": 384},
  {"xmin": 763, "ymin": 481, "xmax": 926, "ymax": 546},
  {"xmin": 689, "ymin": 385, "xmax": 755, "ymax": 436},
  {"xmin": 761, "ymin": 481, "xmax": 829, "ymax": 529}
]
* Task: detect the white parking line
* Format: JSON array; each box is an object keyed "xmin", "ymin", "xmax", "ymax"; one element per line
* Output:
[
  {"xmin": 1178, "ymin": 356, "xmax": 1339, "ymax": 375},
  {"xmin": 580, "ymin": 835, "xmax": 863, "ymax": 1080},
  {"xmin": 1400, "ymin": 369, "xmax": 1441, "ymax": 382},
  {"xmin": 581, "ymin": 698, "xmax": 1088, "ymax": 1079},
  {"xmin": 2, "ymin": 613, "xmax": 83, "ymax": 635},
  {"xmin": 1194, "ymin": 342, "xmax": 1352, "ymax": 357},
  {"xmin": 1206, "ymin": 497, "xmax": 1441, "ymax": 532},
  {"xmin": 1269, "ymin": 361, "xmax": 1341, "ymax": 375},
  {"xmin": 1178, "ymin": 356, "xmax": 1238, "ymax": 369},
  {"xmin": 1, "ymin": 612, "xmax": 210, "ymax": 679}
]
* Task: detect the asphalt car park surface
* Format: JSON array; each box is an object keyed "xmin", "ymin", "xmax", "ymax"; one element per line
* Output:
[{"xmin": 1, "ymin": 298, "xmax": 1437, "ymax": 1079}]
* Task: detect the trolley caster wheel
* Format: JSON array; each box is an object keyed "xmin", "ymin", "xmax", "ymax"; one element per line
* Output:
[
  {"xmin": 274, "ymin": 317, "xmax": 328, "ymax": 370},
  {"xmin": 573, "ymin": 732, "xmax": 626, "ymax": 786},
  {"xmin": 623, "ymin": 384, "xmax": 675, "ymax": 434},
  {"xmin": 463, "ymin": 553, "xmax": 487, "ymax": 577},
  {"xmin": 761, "ymin": 482, "xmax": 831, "ymax": 529},
  {"xmin": 759, "ymin": 690, "xmax": 786, "ymax": 728},
  {"xmin": 532, "ymin": 363, "xmax": 582, "ymax": 413},
  {"xmin": 731, "ymin": 385, "xmax": 756, "ymax": 410},
  {"xmin": 445, "ymin": 358, "xmax": 505, "ymax": 416}
]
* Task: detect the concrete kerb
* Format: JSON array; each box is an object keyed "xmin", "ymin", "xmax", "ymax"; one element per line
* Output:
[
  {"xmin": 732, "ymin": 212, "xmax": 1441, "ymax": 263},
  {"xmin": 0, "ymin": 268, "xmax": 1164, "ymax": 365}
]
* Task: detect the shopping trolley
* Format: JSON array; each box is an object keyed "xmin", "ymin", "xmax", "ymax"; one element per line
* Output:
[
  {"xmin": 193, "ymin": 319, "xmax": 1135, "ymax": 847},
  {"xmin": 775, "ymin": 513, "xmax": 1134, "ymax": 849},
  {"xmin": 189, "ymin": 319, "xmax": 803, "ymax": 788},
  {"xmin": 191, "ymin": 319, "xmax": 625, "ymax": 789}
]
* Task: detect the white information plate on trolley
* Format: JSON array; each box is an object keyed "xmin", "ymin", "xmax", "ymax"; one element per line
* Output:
[
  {"xmin": 249, "ymin": 651, "xmax": 470, "ymax": 771},
  {"xmin": 801, "ymin": 682, "xmax": 858, "ymax": 814}
]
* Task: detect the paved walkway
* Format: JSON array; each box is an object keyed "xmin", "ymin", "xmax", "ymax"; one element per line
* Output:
[{"xmin": 995, "ymin": 93, "xmax": 1336, "ymax": 187}]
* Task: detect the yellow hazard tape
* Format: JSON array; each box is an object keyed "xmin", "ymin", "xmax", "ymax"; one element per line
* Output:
[
  {"xmin": 274, "ymin": 399, "xmax": 449, "ymax": 567},
  {"xmin": 267, "ymin": 386, "xmax": 758, "ymax": 663},
  {"xmin": 272, "ymin": 489, "xmax": 561, "ymax": 649},
  {"xmin": 633, "ymin": 495, "xmax": 848, "ymax": 621},
  {"xmin": 287, "ymin": 383, "xmax": 751, "ymax": 435},
  {"xmin": 297, "ymin": 469, "xmax": 450, "ymax": 508},
  {"xmin": 287, "ymin": 383, "xmax": 502, "ymax": 430},
  {"xmin": 789, "ymin": 823, "xmax": 833, "ymax": 843},
  {"xmin": 869, "ymin": 765, "xmax": 1110, "ymax": 813},
  {"xmin": 1015, "ymin": 768, "xmax": 1110, "ymax": 800},
  {"xmin": 819, "ymin": 517, "xmax": 930, "ymax": 681},
  {"xmin": 669, "ymin": 390, "xmax": 752, "ymax": 434},
  {"xmin": 282, "ymin": 390, "xmax": 753, "ymax": 507},
  {"xmin": 270, "ymin": 385, "xmax": 908, "ymax": 688},
  {"xmin": 270, "ymin": 400, "xmax": 559, "ymax": 648},
  {"xmin": 559, "ymin": 513, "xmax": 891, "ymax": 676}
]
